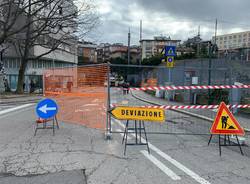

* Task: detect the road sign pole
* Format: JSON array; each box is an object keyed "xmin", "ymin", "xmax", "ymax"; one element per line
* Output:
[
  {"xmin": 168, "ymin": 68, "xmax": 171, "ymax": 83},
  {"xmin": 106, "ymin": 63, "xmax": 111, "ymax": 139}
]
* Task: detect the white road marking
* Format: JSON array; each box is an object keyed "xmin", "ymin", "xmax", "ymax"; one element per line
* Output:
[
  {"xmin": 81, "ymin": 104, "xmax": 99, "ymax": 107},
  {"xmin": 0, "ymin": 104, "xmax": 34, "ymax": 116},
  {"xmin": 113, "ymin": 119, "xmax": 180, "ymax": 181},
  {"xmin": 148, "ymin": 143, "xmax": 211, "ymax": 184},
  {"xmin": 113, "ymin": 119, "xmax": 211, "ymax": 184},
  {"xmin": 141, "ymin": 150, "xmax": 181, "ymax": 181}
]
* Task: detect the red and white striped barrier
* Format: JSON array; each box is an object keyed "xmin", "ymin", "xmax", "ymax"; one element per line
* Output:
[
  {"xmin": 129, "ymin": 85, "xmax": 250, "ymax": 91},
  {"xmin": 142, "ymin": 104, "xmax": 250, "ymax": 110},
  {"xmin": 110, "ymin": 104, "xmax": 250, "ymax": 110}
]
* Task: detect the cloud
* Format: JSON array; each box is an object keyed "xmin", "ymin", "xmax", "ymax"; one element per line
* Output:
[{"xmin": 88, "ymin": 0, "xmax": 250, "ymax": 45}]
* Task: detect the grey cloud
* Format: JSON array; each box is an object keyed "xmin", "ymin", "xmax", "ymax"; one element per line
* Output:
[
  {"xmin": 136, "ymin": 0, "xmax": 250, "ymax": 24},
  {"xmin": 89, "ymin": 0, "xmax": 250, "ymax": 44}
]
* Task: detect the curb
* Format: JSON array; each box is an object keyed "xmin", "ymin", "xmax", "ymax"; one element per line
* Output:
[
  {"xmin": 0, "ymin": 99, "xmax": 42, "ymax": 105},
  {"xmin": 0, "ymin": 94, "xmax": 42, "ymax": 99},
  {"xmin": 130, "ymin": 91, "xmax": 250, "ymax": 132}
]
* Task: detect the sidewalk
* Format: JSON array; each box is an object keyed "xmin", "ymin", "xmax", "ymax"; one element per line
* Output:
[
  {"xmin": 131, "ymin": 90, "xmax": 250, "ymax": 131},
  {"xmin": 0, "ymin": 94, "xmax": 43, "ymax": 104}
]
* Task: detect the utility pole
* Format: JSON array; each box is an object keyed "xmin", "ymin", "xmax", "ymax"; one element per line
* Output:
[
  {"xmin": 139, "ymin": 20, "xmax": 142, "ymax": 65},
  {"xmin": 214, "ymin": 18, "xmax": 218, "ymax": 57},
  {"xmin": 214, "ymin": 18, "xmax": 217, "ymax": 45},
  {"xmin": 208, "ymin": 42, "xmax": 212, "ymax": 104},
  {"xmin": 197, "ymin": 25, "xmax": 200, "ymax": 57},
  {"xmin": 128, "ymin": 28, "xmax": 131, "ymax": 65}
]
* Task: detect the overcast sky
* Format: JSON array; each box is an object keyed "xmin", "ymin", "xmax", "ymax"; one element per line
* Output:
[{"xmin": 86, "ymin": 0, "xmax": 250, "ymax": 45}]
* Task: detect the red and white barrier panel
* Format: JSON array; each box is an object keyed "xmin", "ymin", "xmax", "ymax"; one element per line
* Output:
[
  {"xmin": 129, "ymin": 85, "xmax": 250, "ymax": 91},
  {"xmin": 141, "ymin": 104, "xmax": 250, "ymax": 110},
  {"xmin": 110, "ymin": 104, "xmax": 250, "ymax": 109}
]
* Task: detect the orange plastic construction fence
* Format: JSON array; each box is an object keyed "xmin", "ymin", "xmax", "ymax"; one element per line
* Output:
[{"xmin": 43, "ymin": 64, "xmax": 108, "ymax": 130}]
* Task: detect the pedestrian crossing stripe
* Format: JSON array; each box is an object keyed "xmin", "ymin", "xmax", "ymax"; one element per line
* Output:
[
  {"xmin": 210, "ymin": 102, "xmax": 245, "ymax": 135},
  {"xmin": 161, "ymin": 48, "xmax": 165, "ymax": 55}
]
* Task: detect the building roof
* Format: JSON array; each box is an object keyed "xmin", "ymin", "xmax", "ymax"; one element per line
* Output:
[
  {"xmin": 140, "ymin": 39, "xmax": 181, "ymax": 42},
  {"xmin": 214, "ymin": 30, "xmax": 250, "ymax": 38}
]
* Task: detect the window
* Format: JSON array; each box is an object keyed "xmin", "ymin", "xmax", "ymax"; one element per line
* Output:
[
  {"xmin": 224, "ymin": 37, "xmax": 227, "ymax": 40},
  {"xmin": 38, "ymin": 61, "xmax": 42, "ymax": 68},
  {"xmin": 9, "ymin": 60, "xmax": 13, "ymax": 68},
  {"xmin": 220, "ymin": 37, "xmax": 223, "ymax": 41},
  {"xmin": 32, "ymin": 61, "xmax": 37, "ymax": 68},
  {"xmin": 233, "ymin": 35, "xmax": 237, "ymax": 38}
]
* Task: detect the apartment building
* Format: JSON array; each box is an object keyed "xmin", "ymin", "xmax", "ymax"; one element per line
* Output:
[
  {"xmin": 140, "ymin": 36, "xmax": 181, "ymax": 59},
  {"xmin": 96, "ymin": 43, "xmax": 140, "ymax": 64},
  {"xmin": 1, "ymin": 0, "xmax": 78, "ymax": 91},
  {"xmin": 212, "ymin": 31, "xmax": 250, "ymax": 50},
  {"xmin": 78, "ymin": 41, "xmax": 97, "ymax": 65}
]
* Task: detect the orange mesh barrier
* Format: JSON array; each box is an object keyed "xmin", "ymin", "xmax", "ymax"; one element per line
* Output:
[{"xmin": 43, "ymin": 64, "xmax": 108, "ymax": 130}]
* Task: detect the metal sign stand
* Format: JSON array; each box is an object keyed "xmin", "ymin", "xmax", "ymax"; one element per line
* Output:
[
  {"xmin": 34, "ymin": 115, "xmax": 59, "ymax": 136},
  {"xmin": 122, "ymin": 120, "xmax": 150, "ymax": 155},
  {"xmin": 208, "ymin": 134, "xmax": 244, "ymax": 156}
]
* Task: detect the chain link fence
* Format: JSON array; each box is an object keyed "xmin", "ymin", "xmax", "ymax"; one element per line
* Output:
[{"xmin": 108, "ymin": 62, "xmax": 250, "ymax": 136}]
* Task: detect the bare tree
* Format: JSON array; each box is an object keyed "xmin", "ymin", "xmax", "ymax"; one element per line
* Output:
[{"xmin": 1, "ymin": 0, "xmax": 99, "ymax": 93}]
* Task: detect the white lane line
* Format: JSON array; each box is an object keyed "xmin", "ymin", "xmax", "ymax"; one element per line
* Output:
[
  {"xmin": 148, "ymin": 143, "xmax": 210, "ymax": 184},
  {"xmin": 141, "ymin": 150, "xmax": 181, "ymax": 181},
  {"xmin": 113, "ymin": 120, "xmax": 180, "ymax": 181},
  {"xmin": 113, "ymin": 119, "xmax": 211, "ymax": 184},
  {"xmin": 0, "ymin": 104, "xmax": 34, "ymax": 116}
]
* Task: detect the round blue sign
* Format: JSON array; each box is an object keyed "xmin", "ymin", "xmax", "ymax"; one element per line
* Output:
[
  {"xmin": 168, "ymin": 57, "xmax": 173, "ymax": 62},
  {"xmin": 36, "ymin": 98, "xmax": 58, "ymax": 119}
]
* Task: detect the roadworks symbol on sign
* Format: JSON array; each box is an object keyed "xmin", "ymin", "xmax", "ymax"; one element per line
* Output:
[
  {"xmin": 168, "ymin": 48, "xmax": 174, "ymax": 55},
  {"xmin": 210, "ymin": 102, "xmax": 245, "ymax": 136},
  {"xmin": 110, "ymin": 106, "xmax": 165, "ymax": 122}
]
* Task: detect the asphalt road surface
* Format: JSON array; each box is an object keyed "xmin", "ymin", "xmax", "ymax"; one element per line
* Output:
[{"xmin": 110, "ymin": 87, "xmax": 250, "ymax": 184}]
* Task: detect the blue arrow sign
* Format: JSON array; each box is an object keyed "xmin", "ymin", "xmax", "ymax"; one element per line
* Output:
[
  {"xmin": 36, "ymin": 98, "xmax": 58, "ymax": 119},
  {"xmin": 165, "ymin": 46, "xmax": 176, "ymax": 56}
]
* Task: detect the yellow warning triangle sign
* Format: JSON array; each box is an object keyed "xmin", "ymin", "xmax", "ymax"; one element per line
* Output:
[{"xmin": 210, "ymin": 102, "xmax": 245, "ymax": 136}]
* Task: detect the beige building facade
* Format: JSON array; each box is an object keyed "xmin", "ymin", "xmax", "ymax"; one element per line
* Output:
[
  {"xmin": 213, "ymin": 31, "xmax": 250, "ymax": 50},
  {"xmin": 140, "ymin": 36, "xmax": 181, "ymax": 59}
]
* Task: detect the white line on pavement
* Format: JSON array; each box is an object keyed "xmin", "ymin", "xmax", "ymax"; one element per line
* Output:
[
  {"xmin": 0, "ymin": 104, "xmax": 34, "ymax": 116},
  {"xmin": 113, "ymin": 119, "xmax": 180, "ymax": 181},
  {"xmin": 113, "ymin": 119, "xmax": 211, "ymax": 184},
  {"xmin": 141, "ymin": 150, "xmax": 181, "ymax": 181},
  {"xmin": 148, "ymin": 143, "xmax": 211, "ymax": 184}
]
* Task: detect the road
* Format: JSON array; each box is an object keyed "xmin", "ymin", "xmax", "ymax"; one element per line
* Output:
[
  {"xmin": 110, "ymin": 87, "xmax": 250, "ymax": 184},
  {"xmin": 0, "ymin": 91, "xmax": 250, "ymax": 183}
]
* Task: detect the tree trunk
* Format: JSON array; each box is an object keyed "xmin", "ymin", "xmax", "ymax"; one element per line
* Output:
[
  {"xmin": 16, "ymin": 58, "xmax": 28, "ymax": 93},
  {"xmin": 15, "ymin": 0, "xmax": 32, "ymax": 94}
]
